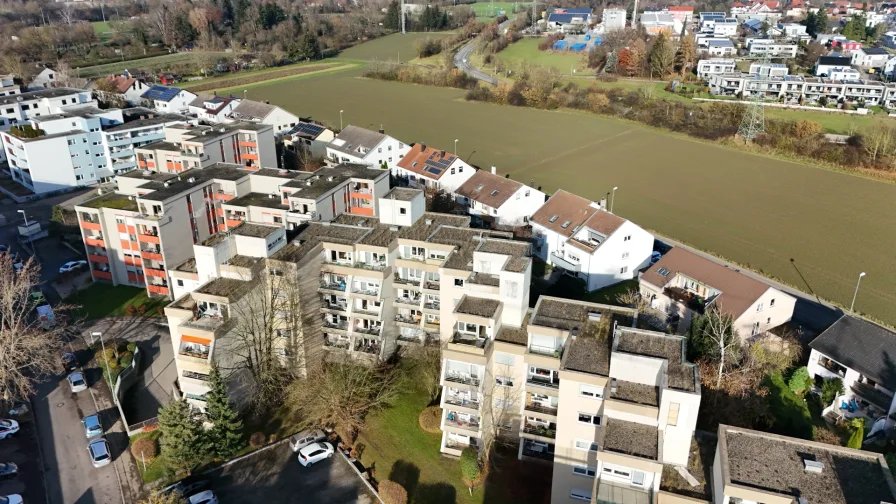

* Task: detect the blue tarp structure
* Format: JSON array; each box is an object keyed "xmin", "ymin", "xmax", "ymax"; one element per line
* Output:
[
  {"xmin": 570, "ymin": 43, "xmax": 587, "ymax": 52},
  {"xmin": 552, "ymin": 40, "xmax": 569, "ymax": 50},
  {"xmin": 592, "ymin": 35, "xmax": 603, "ymax": 45}
]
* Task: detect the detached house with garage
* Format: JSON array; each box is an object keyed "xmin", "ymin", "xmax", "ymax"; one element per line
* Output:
[
  {"xmin": 530, "ymin": 190, "xmax": 653, "ymax": 292},
  {"xmin": 326, "ymin": 125, "xmax": 410, "ymax": 171},
  {"xmin": 393, "ymin": 143, "xmax": 476, "ymax": 193},
  {"xmin": 808, "ymin": 315, "xmax": 896, "ymax": 434},
  {"xmin": 639, "ymin": 247, "xmax": 796, "ymax": 338},
  {"xmin": 453, "ymin": 169, "xmax": 545, "ymax": 227}
]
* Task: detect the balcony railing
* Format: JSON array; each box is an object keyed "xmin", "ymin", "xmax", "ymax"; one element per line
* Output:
[
  {"xmin": 528, "ymin": 344, "xmax": 561, "ymax": 358},
  {"xmin": 354, "ymin": 325, "xmax": 382, "ymax": 336},
  {"xmin": 451, "ymin": 332, "xmax": 488, "ymax": 348},
  {"xmin": 395, "ymin": 314, "xmax": 421, "ymax": 324},
  {"xmin": 355, "ymin": 341, "xmax": 380, "ymax": 355},
  {"xmin": 664, "ymin": 286, "xmax": 707, "ymax": 314},
  {"xmin": 351, "ymin": 287, "xmax": 380, "ymax": 297},
  {"xmin": 445, "ymin": 412, "xmax": 480, "ymax": 432},
  {"xmin": 393, "ymin": 274, "xmax": 421, "ymax": 286},
  {"xmin": 526, "ymin": 376, "xmax": 560, "ymax": 389},
  {"xmin": 522, "ymin": 423, "xmax": 557, "ymax": 439},
  {"xmin": 178, "ymin": 345, "xmax": 210, "ymax": 360},
  {"xmin": 320, "ymin": 281, "xmax": 347, "ymax": 292},
  {"xmin": 524, "ymin": 402, "xmax": 559, "ymax": 416},
  {"xmin": 423, "ymin": 280, "xmax": 440, "ymax": 290},
  {"xmin": 354, "ymin": 261, "xmax": 387, "ymax": 271},
  {"xmin": 324, "ymin": 302, "xmax": 348, "ymax": 312},
  {"xmin": 521, "ymin": 443, "xmax": 555, "ymax": 461},
  {"xmin": 445, "ymin": 396, "xmax": 480, "ymax": 409},
  {"xmin": 324, "ymin": 338, "xmax": 351, "ymax": 350},
  {"xmin": 445, "ymin": 373, "xmax": 480, "ymax": 387},
  {"xmin": 323, "ymin": 320, "xmax": 349, "ymax": 331},
  {"xmin": 401, "ymin": 255, "xmax": 426, "ymax": 263},
  {"xmin": 396, "ymin": 296, "xmax": 422, "ymax": 306},
  {"xmin": 423, "ymin": 301, "xmax": 440, "ymax": 310}
]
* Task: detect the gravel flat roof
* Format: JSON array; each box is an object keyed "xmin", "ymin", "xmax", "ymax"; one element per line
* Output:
[
  {"xmin": 196, "ymin": 277, "xmax": 251, "ymax": 299},
  {"xmin": 611, "ymin": 380, "xmax": 659, "ymax": 407},
  {"xmin": 455, "ymin": 296, "xmax": 500, "ymax": 319},
  {"xmin": 603, "ymin": 419, "xmax": 658, "ymax": 460}
]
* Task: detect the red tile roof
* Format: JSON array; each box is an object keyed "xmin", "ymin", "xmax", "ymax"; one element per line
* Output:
[
  {"xmin": 105, "ymin": 75, "xmax": 137, "ymax": 94},
  {"xmin": 667, "ymin": 6, "xmax": 694, "ymax": 11},
  {"xmin": 396, "ymin": 143, "xmax": 459, "ymax": 180}
]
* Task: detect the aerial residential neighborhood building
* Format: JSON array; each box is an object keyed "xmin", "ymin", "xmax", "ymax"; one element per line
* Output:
[
  {"xmin": 747, "ymin": 39, "xmax": 799, "ymax": 58},
  {"xmin": 639, "ymin": 12, "xmax": 679, "ymax": 36},
  {"xmin": 816, "ymin": 55, "xmax": 856, "ymax": 76},
  {"xmin": 545, "ymin": 8, "xmax": 593, "ymax": 31},
  {"xmin": 530, "ymin": 190, "xmax": 653, "ymax": 292},
  {"xmin": 95, "ymin": 75, "xmax": 151, "ymax": 106},
  {"xmin": 708, "ymin": 72, "xmax": 896, "ymax": 106},
  {"xmin": 393, "ymin": 143, "xmax": 475, "ymax": 193},
  {"xmin": 0, "ymin": 87, "xmax": 94, "ymax": 129},
  {"xmin": 713, "ymin": 424, "xmax": 896, "ymax": 504},
  {"xmin": 188, "ymin": 95, "xmax": 240, "ymax": 124},
  {"xmin": 697, "ymin": 58, "xmax": 737, "ymax": 78},
  {"xmin": 663, "ymin": 5, "xmax": 694, "ymax": 23},
  {"xmin": 283, "ymin": 121, "xmax": 335, "ymax": 158},
  {"xmin": 135, "ymin": 122, "xmax": 276, "ymax": 173},
  {"xmin": 852, "ymin": 46, "xmax": 891, "ymax": 68},
  {"xmin": 808, "ymin": 315, "xmax": 896, "ymax": 430},
  {"xmin": 639, "ymin": 247, "xmax": 796, "ymax": 338},
  {"xmin": 453, "ymin": 169, "xmax": 545, "ymax": 227},
  {"xmin": 749, "ymin": 61, "xmax": 789, "ymax": 77},
  {"xmin": 707, "ymin": 39, "xmax": 737, "ymax": 56},
  {"xmin": 326, "ymin": 125, "xmax": 409, "ymax": 171},
  {"xmin": 601, "ymin": 8, "xmax": 627, "ymax": 31},
  {"xmin": 28, "ymin": 68, "xmax": 58, "ymax": 90},
  {"xmin": 229, "ymin": 99, "xmax": 299, "ymax": 135},
  {"xmin": 141, "ymin": 85, "xmax": 197, "ymax": 114}
]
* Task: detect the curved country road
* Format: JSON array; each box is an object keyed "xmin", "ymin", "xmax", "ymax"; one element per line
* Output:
[{"xmin": 453, "ymin": 19, "xmax": 512, "ymax": 85}]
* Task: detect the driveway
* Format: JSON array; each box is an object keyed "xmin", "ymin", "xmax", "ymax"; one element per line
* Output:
[{"xmin": 193, "ymin": 443, "xmax": 377, "ymax": 504}]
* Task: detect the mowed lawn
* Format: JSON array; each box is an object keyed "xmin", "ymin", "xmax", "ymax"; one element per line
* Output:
[
  {"xmin": 471, "ymin": 1, "xmax": 530, "ymax": 18},
  {"xmin": 237, "ymin": 67, "xmax": 896, "ymax": 325},
  {"xmin": 498, "ymin": 38, "xmax": 590, "ymax": 74},
  {"xmin": 73, "ymin": 283, "xmax": 168, "ymax": 320}
]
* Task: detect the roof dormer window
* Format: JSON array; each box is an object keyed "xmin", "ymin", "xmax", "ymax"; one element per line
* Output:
[{"xmin": 549, "ymin": 215, "xmax": 558, "ymax": 223}]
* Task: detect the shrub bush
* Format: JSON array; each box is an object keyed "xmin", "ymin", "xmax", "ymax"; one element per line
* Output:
[
  {"xmin": 460, "ymin": 447, "xmax": 480, "ymax": 483},
  {"xmin": 821, "ymin": 378, "xmax": 844, "ymax": 406},
  {"xmin": 119, "ymin": 353, "xmax": 134, "ymax": 368},
  {"xmin": 127, "ymin": 342, "xmax": 137, "ymax": 353},
  {"xmin": 379, "ymin": 480, "xmax": 408, "ymax": 504},
  {"xmin": 131, "ymin": 436, "xmax": 157, "ymax": 460},
  {"xmin": 101, "ymin": 347, "xmax": 118, "ymax": 366},
  {"xmin": 788, "ymin": 367, "xmax": 812, "ymax": 396},
  {"xmin": 418, "ymin": 406, "xmax": 443, "ymax": 433},
  {"xmin": 249, "ymin": 432, "xmax": 266, "ymax": 448}
]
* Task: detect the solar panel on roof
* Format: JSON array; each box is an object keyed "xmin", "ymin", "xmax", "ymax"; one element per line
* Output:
[
  {"xmin": 286, "ymin": 122, "xmax": 326, "ymax": 138},
  {"xmin": 425, "ymin": 167, "xmax": 442, "ymax": 174},
  {"xmin": 142, "ymin": 85, "xmax": 181, "ymax": 102}
]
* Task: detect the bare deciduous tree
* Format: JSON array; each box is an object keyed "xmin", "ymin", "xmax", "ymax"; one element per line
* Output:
[
  {"xmin": 615, "ymin": 288, "xmax": 668, "ymax": 332},
  {"xmin": 0, "ymin": 255, "xmax": 68, "ymax": 401},
  {"xmin": 479, "ymin": 363, "xmax": 521, "ymax": 457},
  {"xmin": 57, "ymin": 3, "xmax": 76, "ymax": 26},
  {"xmin": 406, "ymin": 345, "xmax": 441, "ymax": 402}
]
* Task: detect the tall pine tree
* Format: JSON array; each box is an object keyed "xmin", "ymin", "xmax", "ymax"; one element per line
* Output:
[
  {"xmin": 384, "ymin": 0, "xmax": 401, "ymax": 31},
  {"xmin": 814, "ymin": 9, "xmax": 829, "ymax": 36},
  {"xmin": 205, "ymin": 364, "xmax": 244, "ymax": 460},
  {"xmin": 158, "ymin": 399, "xmax": 208, "ymax": 473}
]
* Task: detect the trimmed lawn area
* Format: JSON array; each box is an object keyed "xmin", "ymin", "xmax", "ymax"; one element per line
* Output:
[
  {"xmin": 585, "ymin": 279, "xmax": 639, "ymax": 305},
  {"xmin": 498, "ymin": 39, "xmax": 589, "ymax": 74},
  {"xmin": 73, "ymin": 283, "xmax": 167, "ymax": 320},
  {"xmin": 129, "ymin": 430, "xmax": 169, "ymax": 483},
  {"xmin": 471, "ymin": 1, "xmax": 530, "ymax": 18},
  {"xmin": 764, "ymin": 372, "xmax": 814, "ymax": 440},
  {"xmin": 763, "ymin": 106, "xmax": 887, "ymax": 134}
]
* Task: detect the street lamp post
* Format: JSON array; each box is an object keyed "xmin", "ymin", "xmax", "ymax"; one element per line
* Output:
[
  {"xmin": 611, "ymin": 186, "xmax": 618, "ymax": 213},
  {"xmin": 92, "ymin": 331, "xmax": 113, "ymax": 385},
  {"xmin": 850, "ymin": 271, "xmax": 866, "ymax": 312},
  {"xmin": 340, "ymin": 110, "xmax": 344, "ymax": 130},
  {"xmin": 18, "ymin": 210, "xmax": 33, "ymax": 253},
  {"xmin": 454, "ymin": 139, "xmax": 459, "ymax": 156}
]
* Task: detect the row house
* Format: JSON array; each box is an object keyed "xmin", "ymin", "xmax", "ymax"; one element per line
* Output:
[
  {"xmin": 747, "ymin": 39, "xmax": 799, "ymax": 58},
  {"xmin": 639, "ymin": 247, "xmax": 796, "ymax": 339},
  {"xmin": 454, "ymin": 169, "xmax": 546, "ymax": 228},
  {"xmin": 696, "ymin": 58, "xmax": 736, "ymax": 79},
  {"xmin": 393, "ymin": 142, "xmax": 476, "ymax": 193},
  {"xmin": 530, "ymin": 190, "xmax": 654, "ymax": 292},
  {"xmin": 135, "ymin": 122, "xmax": 276, "ymax": 173},
  {"xmin": 708, "ymin": 73, "xmax": 896, "ymax": 106},
  {"xmin": 326, "ymin": 125, "xmax": 410, "ymax": 172},
  {"xmin": 74, "ymin": 164, "xmax": 257, "ymax": 298}
]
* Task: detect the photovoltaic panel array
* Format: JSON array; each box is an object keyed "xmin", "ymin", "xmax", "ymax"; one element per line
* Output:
[{"xmin": 287, "ymin": 122, "xmax": 326, "ymax": 138}]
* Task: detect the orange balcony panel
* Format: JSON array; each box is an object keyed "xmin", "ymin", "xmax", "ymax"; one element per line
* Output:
[
  {"xmin": 88, "ymin": 254, "xmax": 108, "ymax": 264},
  {"xmin": 216, "ymin": 207, "xmax": 225, "ymax": 216},
  {"xmin": 124, "ymin": 257, "xmax": 143, "ymax": 267},
  {"xmin": 350, "ymin": 192, "xmax": 374, "ymax": 200},
  {"xmin": 141, "ymin": 251, "xmax": 163, "ymax": 262},
  {"xmin": 242, "ymin": 165, "xmax": 259, "ymax": 171},
  {"xmin": 147, "ymin": 285, "xmax": 169, "ymax": 296},
  {"xmin": 137, "ymin": 234, "xmax": 161, "ymax": 244},
  {"xmin": 128, "ymin": 225, "xmax": 136, "ymax": 234},
  {"xmin": 242, "ymin": 153, "xmax": 258, "ymax": 161},
  {"xmin": 350, "ymin": 207, "xmax": 375, "ymax": 217},
  {"xmin": 146, "ymin": 161, "xmax": 156, "ymax": 168},
  {"xmin": 215, "ymin": 193, "xmax": 235, "ymax": 202},
  {"xmin": 226, "ymin": 220, "xmax": 243, "ymax": 229},
  {"xmin": 238, "ymin": 141, "xmax": 257, "ymax": 148},
  {"xmin": 145, "ymin": 268, "xmax": 166, "ymax": 278},
  {"xmin": 84, "ymin": 238, "xmax": 105, "ymax": 248},
  {"xmin": 93, "ymin": 270, "xmax": 113, "ymax": 281},
  {"xmin": 80, "ymin": 221, "xmax": 102, "ymax": 231},
  {"xmin": 117, "ymin": 223, "xmax": 127, "ymax": 233},
  {"xmin": 138, "ymin": 160, "xmax": 147, "ymax": 168}
]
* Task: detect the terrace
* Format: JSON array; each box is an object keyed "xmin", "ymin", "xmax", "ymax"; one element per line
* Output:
[
  {"xmin": 663, "ymin": 286, "xmax": 708, "ymax": 314},
  {"xmin": 525, "ymin": 393, "xmax": 559, "ymax": 416},
  {"xmin": 444, "ymin": 389, "xmax": 481, "ymax": 409},
  {"xmin": 522, "ymin": 419, "xmax": 557, "ymax": 439},
  {"xmin": 444, "ymin": 411, "xmax": 480, "ymax": 432}
]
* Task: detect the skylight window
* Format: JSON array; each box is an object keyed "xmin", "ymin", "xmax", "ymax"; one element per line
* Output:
[
  {"xmin": 561, "ymin": 221, "xmax": 571, "ymax": 229},
  {"xmin": 549, "ymin": 215, "xmax": 559, "ymax": 223},
  {"xmin": 476, "ymin": 184, "xmax": 485, "ymax": 191},
  {"xmin": 657, "ymin": 267, "xmax": 671, "ymax": 277},
  {"xmin": 490, "ymin": 190, "xmax": 499, "ymax": 196}
]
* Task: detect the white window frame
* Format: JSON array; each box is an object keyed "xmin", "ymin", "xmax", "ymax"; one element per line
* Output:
[
  {"xmin": 580, "ymin": 384, "xmax": 604, "ymax": 399},
  {"xmin": 574, "ymin": 439, "xmax": 599, "ymax": 452},
  {"xmin": 570, "ymin": 488, "xmax": 592, "ymax": 501},
  {"xmin": 578, "ymin": 412, "xmax": 602, "ymax": 426},
  {"xmin": 572, "ymin": 465, "xmax": 597, "ymax": 477}
]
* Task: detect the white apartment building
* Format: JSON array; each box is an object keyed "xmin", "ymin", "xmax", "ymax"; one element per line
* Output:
[
  {"xmin": 639, "ymin": 12, "xmax": 679, "ymax": 36},
  {"xmin": 711, "ymin": 18, "xmax": 738, "ymax": 36},
  {"xmin": 135, "ymin": 122, "xmax": 277, "ymax": 173},
  {"xmin": 454, "ymin": 169, "xmax": 545, "ymax": 227},
  {"xmin": 816, "ymin": 56, "xmax": 854, "ymax": 76},
  {"xmin": 707, "ymin": 40, "xmax": 737, "ymax": 56},
  {"xmin": 393, "ymin": 142, "xmax": 476, "ymax": 193},
  {"xmin": 748, "ymin": 39, "xmax": 798, "ymax": 58},
  {"xmin": 601, "ymin": 8, "xmax": 627, "ymax": 31},
  {"xmin": 0, "ymin": 87, "xmax": 94, "ymax": 129},
  {"xmin": 639, "ymin": 247, "xmax": 796, "ymax": 338},
  {"xmin": 749, "ymin": 61, "xmax": 789, "ymax": 77},
  {"xmin": 777, "ymin": 22, "xmax": 807, "ymax": 39},
  {"xmin": 188, "ymin": 95, "xmax": 240, "ymax": 124},
  {"xmin": 229, "ymin": 99, "xmax": 299, "ymax": 135},
  {"xmin": 529, "ymin": 190, "xmax": 653, "ymax": 292},
  {"xmin": 708, "ymin": 73, "xmax": 896, "ymax": 106},
  {"xmin": 852, "ymin": 46, "xmax": 891, "ymax": 68},
  {"xmin": 0, "ymin": 75, "xmax": 20, "ymax": 98},
  {"xmin": 697, "ymin": 58, "xmax": 736, "ymax": 79},
  {"xmin": 103, "ymin": 108, "xmax": 187, "ymax": 176},
  {"xmin": 695, "ymin": 34, "xmax": 731, "ymax": 48},
  {"xmin": 829, "ymin": 67, "xmax": 862, "ymax": 80},
  {"xmin": 141, "ymin": 85, "xmax": 197, "ymax": 114},
  {"xmin": 326, "ymin": 125, "xmax": 410, "ymax": 171}
]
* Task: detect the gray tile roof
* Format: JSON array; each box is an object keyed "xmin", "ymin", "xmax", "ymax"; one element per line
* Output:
[
  {"xmin": 230, "ymin": 99, "xmax": 277, "ymax": 120},
  {"xmin": 327, "ymin": 125, "xmax": 387, "ymax": 157},
  {"xmin": 810, "ymin": 315, "xmax": 896, "ymax": 389}
]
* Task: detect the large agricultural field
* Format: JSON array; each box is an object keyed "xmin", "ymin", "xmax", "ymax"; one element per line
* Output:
[
  {"xmin": 75, "ymin": 51, "xmax": 229, "ymax": 78},
  {"xmin": 210, "ymin": 53, "xmax": 896, "ymax": 325},
  {"xmin": 338, "ymin": 32, "xmax": 455, "ymax": 63}
]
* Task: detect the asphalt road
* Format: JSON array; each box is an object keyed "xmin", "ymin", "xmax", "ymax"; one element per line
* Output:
[
  {"xmin": 192, "ymin": 442, "xmax": 377, "ymax": 504},
  {"xmin": 453, "ymin": 20, "xmax": 512, "ymax": 86}
]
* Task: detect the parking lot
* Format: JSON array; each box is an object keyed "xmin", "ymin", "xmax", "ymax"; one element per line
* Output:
[
  {"xmin": 0, "ymin": 409, "xmax": 47, "ymax": 503},
  {"xmin": 191, "ymin": 442, "xmax": 377, "ymax": 504}
]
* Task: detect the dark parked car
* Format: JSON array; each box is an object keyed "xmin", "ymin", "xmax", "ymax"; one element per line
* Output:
[
  {"xmin": 0, "ymin": 463, "xmax": 17, "ymax": 479},
  {"xmin": 62, "ymin": 353, "xmax": 78, "ymax": 373}
]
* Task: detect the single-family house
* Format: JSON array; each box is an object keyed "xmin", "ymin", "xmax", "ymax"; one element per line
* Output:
[
  {"xmin": 777, "ymin": 22, "xmax": 807, "ymax": 39},
  {"xmin": 530, "ymin": 189, "xmax": 653, "ymax": 291},
  {"xmin": 326, "ymin": 125, "xmax": 409, "ymax": 171},
  {"xmin": 545, "ymin": 8, "xmax": 593, "ymax": 31},
  {"xmin": 884, "ymin": 31, "xmax": 896, "ymax": 49},
  {"xmin": 141, "ymin": 85, "xmax": 197, "ymax": 114},
  {"xmin": 229, "ymin": 99, "xmax": 299, "ymax": 136},
  {"xmin": 742, "ymin": 18, "xmax": 765, "ymax": 33},
  {"xmin": 707, "ymin": 39, "xmax": 737, "ymax": 56},
  {"xmin": 96, "ymin": 75, "xmax": 150, "ymax": 105},
  {"xmin": 187, "ymin": 95, "xmax": 240, "ymax": 124},
  {"xmin": 808, "ymin": 315, "xmax": 896, "ymax": 433},
  {"xmin": 393, "ymin": 143, "xmax": 475, "ymax": 193},
  {"xmin": 697, "ymin": 58, "xmax": 737, "ymax": 78},
  {"xmin": 453, "ymin": 169, "xmax": 544, "ymax": 227},
  {"xmin": 28, "ymin": 68, "xmax": 57, "ymax": 90},
  {"xmin": 852, "ymin": 46, "xmax": 891, "ymax": 68},
  {"xmin": 815, "ymin": 55, "xmax": 854, "ymax": 75},
  {"xmin": 638, "ymin": 247, "xmax": 796, "ymax": 338},
  {"xmin": 283, "ymin": 121, "xmax": 335, "ymax": 158}
]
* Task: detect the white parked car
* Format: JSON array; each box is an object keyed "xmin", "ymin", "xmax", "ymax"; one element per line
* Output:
[
  {"xmin": 297, "ymin": 442, "xmax": 334, "ymax": 467},
  {"xmin": 68, "ymin": 372, "xmax": 88, "ymax": 393},
  {"xmin": 0, "ymin": 420, "xmax": 19, "ymax": 440},
  {"xmin": 58, "ymin": 260, "xmax": 87, "ymax": 274},
  {"xmin": 82, "ymin": 414, "xmax": 103, "ymax": 438},
  {"xmin": 289, "ymin": 430, "xmax": 326, "ymax": 452},
  {"xmin": 0, "ymin": 494, "xmax": 23, "ymax": 504},
  {"xmin": 87, "ymin": 438, "xmax": 112, "ymax": 468},
  {"xmin": 188, "ymin": 490, "xmax": 218, "ymax": 504}
]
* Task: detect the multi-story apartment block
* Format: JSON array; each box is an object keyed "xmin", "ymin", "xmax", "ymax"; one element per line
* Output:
[
  {"xmin": 530, "ymin": 190, "xmax": 653, "ymax": 292},
  {"xmin": 0, "ymin": 87, "xmax": 94, "ymax": 128},
  {"xmin": 229, "ymin": 99, "xmax": 299, "ymax": 136},
  {"xmin": 393, "ymin": 143, "xmax": 476, "ymax": 193},
  {"xmin": 639, "ymin": 247, "xmax": 796, "ymax": 338},
  {"xmin": 0, "ymin": 74, "xmax": 20, "ymax": 98},
  {"xmin": 749, "ymin": 61, "xmax": 789, "ymax": 78},
  {"xmin": 747, "ymin": 39, "xmax": 798, "ymax": 58},
  {"xmin": 696, "ymin": 58, "xmax": 736, "ymax": 79},
  {"xmin": 74, "ymin": 164, "xmax": 259, "ymax": 298},
  {"xmin": 601, "ymin": 8, "xmax": 627, "ymax": 31},
  {"xmin": 135, "ymin": 123, "xmax": 276, "ymax": 173},
  {"xmin": 708, "ymin": 73, "xmax": 896, "ymax": 106},
  {"xmin": 712, "ymin": 424, "xmax": 896, "ymax": 504},
  {"xmin": 707, "ymin": 40, "xmax": 736, "ymax": 57},
  {"xmin": 326, "ymin": 125, "xmax": 410, "ymax": 171},
  {"xmin": 102, "ymin": 108, "xmax": 186, "ymax": 176},
  {"xmin": 454, "ymin": 169, "xmax": 546, "ymax": 227}
]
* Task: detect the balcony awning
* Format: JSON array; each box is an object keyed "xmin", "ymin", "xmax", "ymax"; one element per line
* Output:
[{"xmin": 181, "ymin": 335, "xmax": 212, "ymax": 345}]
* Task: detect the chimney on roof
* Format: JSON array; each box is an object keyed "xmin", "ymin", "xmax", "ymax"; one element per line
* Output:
[
  {"xmin": 420, "ymin": 143, "xmax": 426, "ymax": 151},
  {"xmin": 491, "ymin": 166, "xmax": 496, "ymax": 175},
  {"xmin": 440, "ymin": 150, "xmax": 445, "ymax": 158},
  {"xmin": 599, "ymin": 197, "xmax": 607, "ymax": 209},
  {"xmin": 379, "ymin": 125, "xmax": 385, "ymax": 134},
  {"xmin": 265, "ymin": 100, "xmax": 270, "ymax": 104},
  {"xmin": 803, "ymin": 459, "xmax": 824, "ymax": 473}
]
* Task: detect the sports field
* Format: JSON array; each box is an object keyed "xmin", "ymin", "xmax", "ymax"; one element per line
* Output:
[
  {"xmin": 498, "ymin": 38, "xmax": 590, "ymax": 74},
  {"xmin": 471, "ymin": 1, "xmax": 530, "ymax": 18},
  {"xmin": 217, "ymin": 62, "xmax": 896, "ymax": 325}
]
